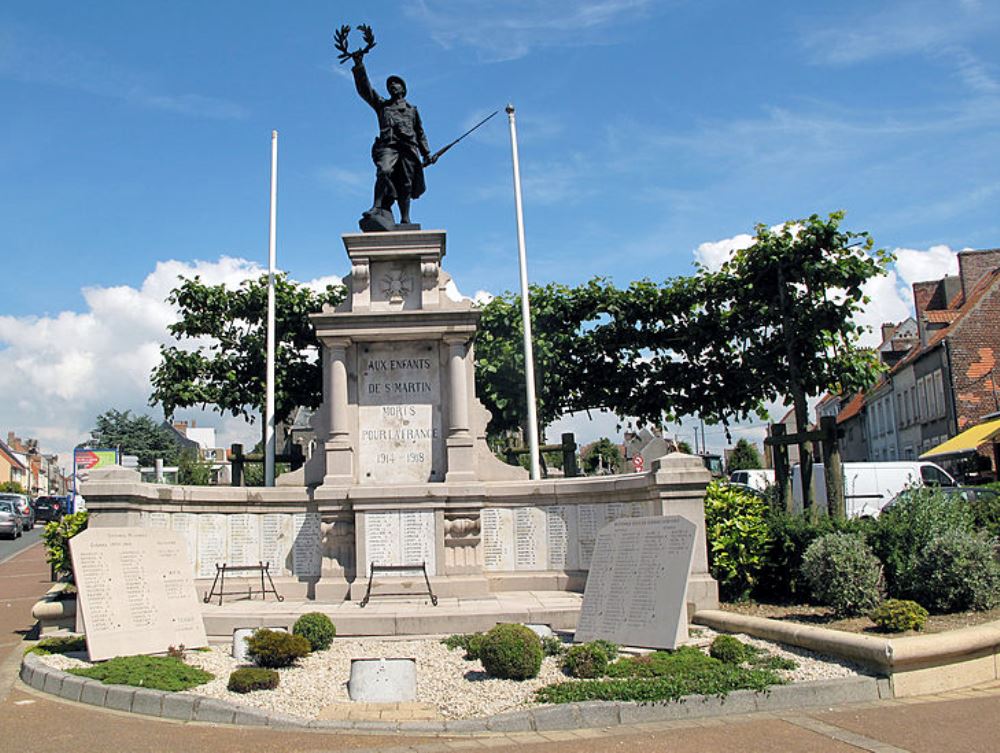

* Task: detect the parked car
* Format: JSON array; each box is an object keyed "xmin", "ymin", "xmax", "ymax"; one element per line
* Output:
[
  {"xmin": 0, "ymin": 493, "xmax": 34, "ymax": 531},
  {"xmin": 729, "ymin": 469, "xmax": 775, "ymax": 491},
  {"xmin": 33, "ymin": 495, "xmax": 67, "ymax": 523},
  {"xmin": 0, "ymin": 499, "xmax": 23, "ymax": 539},
  {"xmin": 791, "ymin": 461, "xmax": 956, "ymax": 519}
]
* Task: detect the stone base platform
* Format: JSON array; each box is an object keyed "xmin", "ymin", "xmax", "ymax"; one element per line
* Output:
[{"xmin": 201, "ymin": 590, "xmax": 584, "ymax": 641}]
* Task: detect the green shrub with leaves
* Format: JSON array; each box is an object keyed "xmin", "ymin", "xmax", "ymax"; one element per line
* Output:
[
  {"xmin": 69, "ymin": 655, "xmax": 213, "ymax": 691},
  {"xmin": 562, "ymin": 643, "xmax": 610, "ymax": 679},
  {"xmin": 228, "ymin": 667, "xmax": 280, "ymax": 693},
  {"xmin": 703, "ymin": 481, "xmax": 772, "ymax": 600},
  {"xmin": 441, "ymin": 632, "xmax": 485, "ymax": 660},
  {"xmin": 801, "ymin": 532, "xmax": 884, "ymax": 616},
  {"xmin": 293, "ymin": 612, "xmax": 336, "ymax": 651},
  {"xmin": 478, "ymin": 624, "xmax": 543, "ymax": 680},
  {"xmin": 42, "ymin": 511, "xmax": 89, "ymax": 582},
  {"xmin": 708, "ymin": 635, "xmax": 748, "ymax": 664},
  {"xmin": 26, "ymin": 635, "xmax": 86, "ymax": 656},
  {"xmin": 871, "ymin": 487, "xmax": 974, "ymax": 598},
  {"xmin": 245, "ymin": 629, "xmax": 310, "ymax": 668},
  {"xmin": 870, "ymin": 599, "xmax": 929, "ymax": 632},
  {"xmin": 965, "ymin": 488, "xmax": 1000, "ymax": 539},
  {"xmin": 908, "ymin": 529, "xmax": 1000, "ymax": 613},
  {"xmin": 541, "ymin": 635, "xmax": 564, "ymax": 657}
]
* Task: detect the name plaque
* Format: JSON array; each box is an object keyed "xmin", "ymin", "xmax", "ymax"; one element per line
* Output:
[
  {"xmin": 70, "ymin": 527, "xmax": 208, "ymax": 661},
  {"xmin": 357, "ymin": 342, "xmax": 443, "ymax": 484},
  {"xmin": 364, "ymin": 510, "xmax": 436, "ymax": 575},
  {"xmin": 575, "ymin": 515, "xmax": 696, "ymax": 650}
]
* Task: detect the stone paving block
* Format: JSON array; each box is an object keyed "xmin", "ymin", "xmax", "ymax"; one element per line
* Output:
[
  {"xmin": 104, "ymin": 686, "xmax": 137, "ymax": 713},
  {"xmin": 58, "ymin": 674, "xmax": 87, "ymax": 703},
  {"xmin": 761, "ymin": 677, "xmax": 879, "ymax": 711},
  {"xmin": 444, "ymin": 718, "xmax": 489, "ymax": 733},
  {"xmin": 266, "ymin": 710, "xmax": 308, "ymax": 729},
  {"xmin": 19, "ymin": 662, "xmax": 34, "ymax": 687},
  {"xmin": 574, "ymin": 701, "xmax": 622, "ymax": 729},
  {"xmin": 130, "ymin": 688, "xmax": 163, "ymax": 717},
  {"xmin": 233, "ymin": 708, "xmax": 270, "ymax": 726},
  {"xmin": 530, "ymin": 703, "xmax": 581, "ymax": 731},
  {"xmin": 351, "ymin": 719, "xmax": 399, "ymax": 732},
  {"xmin": 194, "ymin": 698, "xmax": 237, "ymax": 725},
  {"xmin": 309, "ymin": 720, "xmax": 354, "ymax": 730},
  {"xmin": 79, "ymin": 681, "xmax": 108, "ymax": 707},
  {"xmin": 485, "ymin": 712, "xmax": 534, "ymax": 732},
  {"xmin": 161, "ymin": 693, "xmax": 196, "ymax": 721},
  {"xmin": 397, "ymin": 720, "xmax": 447, "ymax": 734},
  {"xmin": 29, "ymin": 665, "xmax": 49, "ymax": 691},
  {"xmin": 42, "ymin": 670, "xmax": 64, "ymax": 696}
]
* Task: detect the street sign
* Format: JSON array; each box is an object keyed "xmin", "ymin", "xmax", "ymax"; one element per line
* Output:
[{"xmin": 633, "ymin": 453, "xmax": 644, "ymax": 472}]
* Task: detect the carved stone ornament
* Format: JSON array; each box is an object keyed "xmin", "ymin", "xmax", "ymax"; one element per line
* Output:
[
  {"xmin": 352, "ymin": 261, "xmax": 370, "ymax": 291},
  {"xmin": 381, "ymin": 269, "xmax": 412, "ymax": 304},
  {"xmin": 421, "ymin": 260, "xmax": 438, "ymax": 285}
]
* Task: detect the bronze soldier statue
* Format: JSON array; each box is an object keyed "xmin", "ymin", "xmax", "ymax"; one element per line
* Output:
[{"xmin": 336, "ymin": 25, "xmax": 436, "ymax": 232}]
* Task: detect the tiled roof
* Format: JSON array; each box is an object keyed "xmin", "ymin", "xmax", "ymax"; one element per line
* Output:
[
  {"xmin": 836, "ymin": 393, "xmax": 865, "ymax": 424},
  {"xmin": 924, "ymin": 310, "xmax": 960, "ymax": 323}
]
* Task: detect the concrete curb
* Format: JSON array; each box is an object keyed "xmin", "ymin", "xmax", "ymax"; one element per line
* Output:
[
  {"xmin": 693, "ymin": 610, "xmax": 1000, "ymax": 673},
  {"xmin": 19, "ymin": 651, "xmax": 886, "ymax": 734}
]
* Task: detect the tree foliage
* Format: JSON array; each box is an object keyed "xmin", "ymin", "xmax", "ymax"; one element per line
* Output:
[
  {"xmin": 150, "ymin": 273, "xmax": 345, "ymax": 426},
  {"xmin": 87, "ymin": 409, "xmax": 181, "ymax": 466},
  {"xmin": 727, "ymin": 439, "xmax": 762, "ymax": 473},
  {"xmin": 581, "ymin": 438, "xmax": 624, "ymax": 475}
]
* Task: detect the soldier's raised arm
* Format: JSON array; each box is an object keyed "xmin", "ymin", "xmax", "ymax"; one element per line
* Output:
[{"xmin": 351, "ymin": 59, "xmax": 382, "ymax": 110}]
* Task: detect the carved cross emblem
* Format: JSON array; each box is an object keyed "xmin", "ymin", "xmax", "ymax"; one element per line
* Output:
[{"xmin": 381, "ymin": 269, "xmax": 412, "ymax": 304}]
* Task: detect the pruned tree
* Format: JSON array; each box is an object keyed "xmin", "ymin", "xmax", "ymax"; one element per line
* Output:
[{"xmin": 86, "ymin": 409, "xmax": 181, "ymax": 467}]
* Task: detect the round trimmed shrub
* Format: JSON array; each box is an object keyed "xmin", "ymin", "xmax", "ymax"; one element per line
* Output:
[
  {"xmin": 293, "ymin": 612, "xmax": 336, "ymax": 651},
  {"xmin": 562, "ymin": 642, "xmax": 609, "ymax": 678},
  {"xmin": 228, "ymin": 667, "xmax": 280, "ymax": 693},
  {"xmin": 246, "ymin": 628, "xmax": 311, "ymax": 668},
  {"xmin": 709, "ymin": 634, "xmax": 748, "ymax": 664},
  {"xmin": 478, "ymin": 624, "xmax": 543, "ymax": 680},
  {"xmin": 870, "ymin": 599, "xmax": 929, "ymax": 633},
  {"xmin": 801, "ymin": 532, "xmax": 884, "ymax": 616},
  {"xmin": 910, "ymin": 529, "xmax": 1000, "ymax": 613}
]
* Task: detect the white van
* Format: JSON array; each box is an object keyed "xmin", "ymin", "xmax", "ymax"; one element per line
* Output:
[
  {"xmin": 729, "ymin": 469, "xmax": 776, "ymax": 492},
  {"xmin": 791, "ymin": 461, "xmax": 955, "ymax": 518}
]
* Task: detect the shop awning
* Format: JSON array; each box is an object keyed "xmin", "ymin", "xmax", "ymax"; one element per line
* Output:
[{"xmin": 920, "ymin": 418, "xmax": 1000, "ymax": 460}]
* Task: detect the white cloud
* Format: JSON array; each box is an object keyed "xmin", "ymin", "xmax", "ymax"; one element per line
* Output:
[
  {"xmin": 893, "ymin": 244, "xmax": 960, "ymax": 284},
  {"xmin": 693, "ymin": 233, "xmax": 754, "ymax": 271},
  {"xmin": 0, "ymin": 257, "xmax": 337, "ymax": 468}
]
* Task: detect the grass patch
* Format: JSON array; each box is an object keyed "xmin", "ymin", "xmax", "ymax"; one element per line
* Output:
[
  {"xmin": 26, "ymin": 635, "xmax": 86, "ymax": 656},
  {"xmin": 536, "ymin": 645, "xmax": 785, "ymax": 704},
  {"xmin": 68, "ymin": 655, "xmax": 213, "ymax": 691}
]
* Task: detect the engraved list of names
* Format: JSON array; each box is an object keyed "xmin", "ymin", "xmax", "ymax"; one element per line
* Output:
[{"xmin": 358, "ymin": 342, "xmax": 443, "ymax": 484}]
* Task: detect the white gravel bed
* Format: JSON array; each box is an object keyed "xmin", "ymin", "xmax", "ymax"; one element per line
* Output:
[{"xmin": 35, "ymin": 630, "xmax": 866, "ymax": 720}]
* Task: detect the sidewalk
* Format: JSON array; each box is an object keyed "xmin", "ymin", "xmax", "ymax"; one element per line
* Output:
[{"xmin": 4, "ymin": 542, "xmax": 1000, "ymax": 753}]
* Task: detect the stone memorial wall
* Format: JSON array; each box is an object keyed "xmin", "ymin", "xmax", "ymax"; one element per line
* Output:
[
  {"xmin": 357, "ymin": 342, "xmax": 444, "ymax": 484},
  {"xmin": 575, "ymin": 515, "xmax": 696, "ymax": 650},
  {"xmin": 139, "ymin": 511, "xmax": 314, "ymax": 579},
  {"xmin": 69, "ymin": 527, "xmax": 208, "ymax": 661},
  {"xmin": 363, "ymin": 510, "xmax": 436, "ymax": 575},
  {"xmin": 480, "ymin": 501, "xmax": 647, "ymax": 572}
]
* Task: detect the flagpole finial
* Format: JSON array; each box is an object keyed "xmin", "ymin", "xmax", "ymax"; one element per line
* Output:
[{"xmin": 505, "ymin": 103, "xmax": 515, "ymax": 115}]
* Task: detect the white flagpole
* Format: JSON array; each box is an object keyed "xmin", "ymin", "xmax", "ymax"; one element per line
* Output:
[
  {"xmin": 265, "ymin": 130, "xmax": 278, "ymax": 487},
  {"xmin": 506, "ymin": 104, "xmax": 541, "ymax": 480}
]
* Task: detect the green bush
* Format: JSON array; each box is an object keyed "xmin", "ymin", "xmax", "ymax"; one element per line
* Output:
[
  {"xmin": 965, "ymin": 489, "xmax": 1000, "ymax": 538},
  {"xmin": 908, "ymin": 529, "xmax": 1000, "ymax": 613},
  {"xmin": 541, "ymin": 635, "xmax": 564, "ymax": 657},
  {"xmin": 537, "ymin": 646, "xmax": 784, "ymax": 704},
  {"xmin": 69, "ymin": 655, "xmax": 213, "ymax": 691},
  {"xmin": 228, "ymin": 667, "xmax": 280, "ymax": 693},
  {"xmin": 292, "ymin": 612, "xmax": 336, "ymax": 651},
  {"xmin": 26, "ymin": 635, "xmax": 86, "ymax": 656},
  {"xmin": 441, "ymin": 632, "xmax": 484, "ymax": 660},
  {"xmin": 703, "ymin": 481, "xmax": 772, "ymax": 600},
  {"xmin": 871, "ymin": 487, "xmax": 974, "ymax": 599},
  {"xmin": 801, "ymin": 532, "xmax": 884, "ymax": 616},
  {"xmin": 870, "ymin": 599, "xmax": 929, "ymax": 632},
  {"xmin": 245, "ymin": 629, "xmax": 311, "ymax": 668},
  {"xmin": 708, "ymin": 635, "xmax": 748, "ymax": 664},
  {"xmin": 562, "ymin": 643, "xmax": 610, "ymax": 679},
  {"xmin": 42, "ymin": 511, "xmax": 89, "ymax": 582},
  {"xmin": 478, "ymin": 624, "xmax": 543, "ymax": 680},
  {"xmin": 754, "ymin": 508, "xmax": 872, "ymax": 602}
]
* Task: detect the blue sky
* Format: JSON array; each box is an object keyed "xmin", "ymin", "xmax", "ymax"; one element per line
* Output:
[{"xmin": 1, "ymin": 0, "xmax": 998, "ymax": 462}]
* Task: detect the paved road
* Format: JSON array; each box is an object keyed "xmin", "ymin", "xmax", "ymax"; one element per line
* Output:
[
  {"xmin": 0, "ymin": 526, "xmax": 43, "ymax": 565},
  {"xmin": 3, "ymin": 541, "xmax": 1000, "ymax": 753}
]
